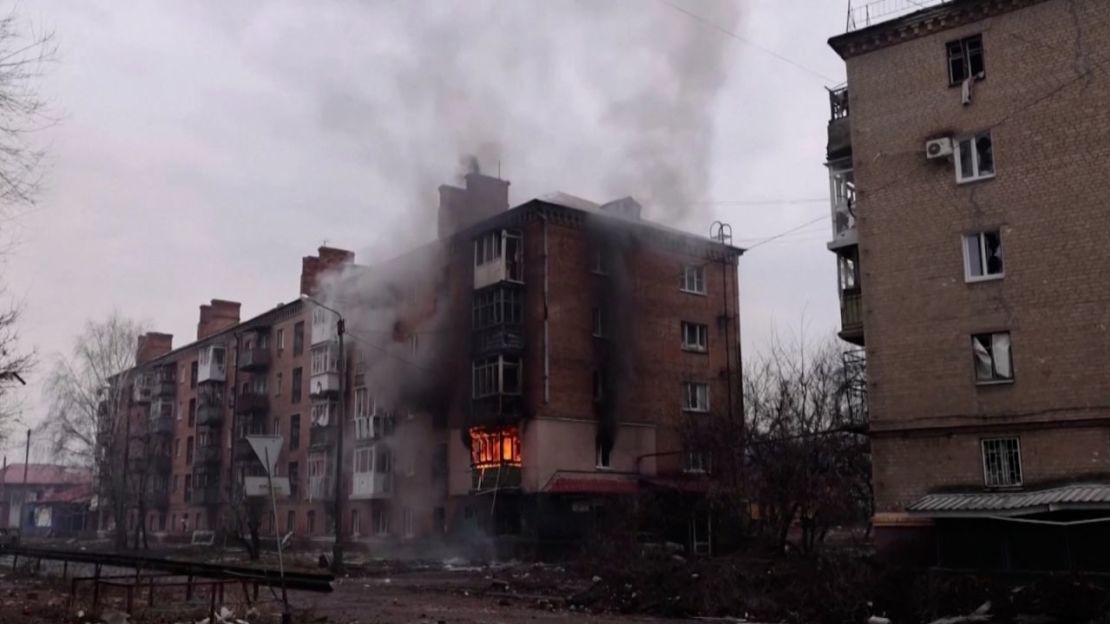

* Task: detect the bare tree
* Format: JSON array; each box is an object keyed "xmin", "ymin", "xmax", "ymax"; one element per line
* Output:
[
  {"xmin": 0, "ymin": 10, "xmax": 57, "ymax": 437},
  {"xmin": 41, "ymin": 313, "xmax": 144, "ymax": 551},
  {"xmin": 740, "ymin": 335, "xmax": 871, "ymax": 553}
]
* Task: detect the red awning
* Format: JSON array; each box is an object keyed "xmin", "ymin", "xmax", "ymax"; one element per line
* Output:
[{"xmin": 545, "ymin": 475, "xmax": 639, "ymax": 495}]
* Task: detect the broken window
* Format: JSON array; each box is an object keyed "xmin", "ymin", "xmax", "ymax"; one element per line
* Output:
[
  {"xmin": 682, "ymin": 265, "xmax": 706, "ymax": 294},
  {"xmin": 469, "ymin": 426, "xmax": 522, "ymax": 468},
  {"xmin": 981, "ymin": 437, "xmax": 1021, "ymax": 487},
  {"xmin": 596, "ymin": 443, "xmax": 611, "ymax": 469},
  {"xmin": 592, "ymin": 307, "xmax": 607, "ymax": 338},
  {"xmin": 682, "ymin": 382, "xmax": 710, "ymax": 412},
  {"xmin": 681, "ymin": 322, "xmax": 708, "ymax": 352},
  {"xmin": 838, "ymin": 249, "xmax": 860, "ymax": 292},
  {"xmin": 955, "ymin": 132, "xmax": 994, "ymax": 183},
  {"xmin": 947, "ymin": 34, "xmax": 984, "ymax": 85},
  {"xmin": 964, "ymin": 230, "xmax": 1004, "ymax": 280},
  {"xmin": 474, "ymin": 231, "xmax": 502, "ymax": 266},
  {"xmin": 504, "ymin": 230, "xmax": 524, "ymax": 282},
  {"xmin": 311, "ymin": 401, "xmax": 336, "ymax": 426},
  {"xmin": 972, "ymin": 332, "xmax": 1013, "ymax": 383}
]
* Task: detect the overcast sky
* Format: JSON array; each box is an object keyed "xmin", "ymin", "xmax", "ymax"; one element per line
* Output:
[{"xmin": 3, "ymin": 0, "xmax": 850, "ymax": 458}]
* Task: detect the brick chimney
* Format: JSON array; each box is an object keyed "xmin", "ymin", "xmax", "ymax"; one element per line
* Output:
[
  {"xmin": 136, "ymin": 332, "xmax": 173, "ymax": 365},
  {"xmin": 300, "ymin": 246, "xmax": 356, "ymax": 296},
  {"xmin": 197, "ymin": 299, "xmax": 241, "ymax": 340},
  {"xmin": 437, "ymin": 172, "xmax": 510, "ymax": 239}
]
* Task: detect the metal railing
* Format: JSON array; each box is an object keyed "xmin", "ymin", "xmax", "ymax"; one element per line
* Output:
[{"xmin": 846, "ymin": 0, "xmax": 951, "ymax": 32}]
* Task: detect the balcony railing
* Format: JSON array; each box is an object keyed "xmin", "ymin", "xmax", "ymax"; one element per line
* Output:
[
  {"xmin": 469, "ymin": 394, "xmax": 525, "ymax": 428},
  {"xmin": 197, "ymin": 403, "xmax": 223, "ymax": 426},
  {"xmin": 235, "ymin": 392, "xmax": 269, "ymax": 414},
  {"xmin": 309, "ymin": 371, "xmax": 340, "ymax": 398},
  {"xmin": 471, "ymin": 464, "xmax": 522, "ymax": 492},
  {"xmin": 238, "ymin": 348, "xmax": 271, "ymax": 371},
  {"xmin": 839, "ymin": 290, "xmax": 864, "ymax": 345},
  {"xmin": 149, "ymin": 415, "xmax": 174, "ymax": 435},
  {"xmin": 154, "ymin": 378, "xmax": 176, "ymax": 397},
  {"xmin": 198, "ymin": 445, "xmax": 222, "ymax": 464},
  {"xmin": 192, "ymin": 486, "xmax": 221, "ymax": 506},
  {"xmin": 306, "ymin": 476, "xmax": 334, "ymax": 502},
  {"xmin": 845, "ymin": 0, "xmax": 950, "ymax": 32},
  {"xmin": 473, "ymin": 325, "xmax": 525, "ymax": 356},
  {"xmin": 351, "ymin": 472, "xmax": 392, "ymax": 500},
  {"xmin": 309, "ymin": 425, "xmax": 336, "ymax": 449}
]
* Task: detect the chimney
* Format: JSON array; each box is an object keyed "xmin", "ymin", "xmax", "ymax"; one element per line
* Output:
[
  {"xmin": 437, "ymin": 173, "xmax": 510, "ymax": 239},
  {"xmin": 599, "ymin": 196, "xmax": 642, "ymax": 220},
  {"xmin": 300, "ymin": 246, "xmax": 355, "ymax": 296},
  {"xmin": 136, "ymin": 332, "xmax": 173, "ymax": 365},
  {"xmin": 197, "ymin": 299, "xmax": 241, "ymax": 340}
]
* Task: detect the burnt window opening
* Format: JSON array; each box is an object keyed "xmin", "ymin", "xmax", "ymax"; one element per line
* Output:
[
  {"xmin": 972, "ymin": 332, "xmax": 1013, "ymax": 384},
  {"xmin": 947, "ymin": 34, "xmax": 984, "ymax": 85},
  {"xmin": 591, "ymin": 246, "xmax": 610, "ymax": 275},
  {"xmin": 682, "ymin": 382, "xmax": 710, "ymax": 412},
  {"xmin": 682, "ymin": 265, "xmax": 706, "ymax": 295},
  {"xmin": 681, "ymin": 322, "xmax": 709, "ymax": 352},
  {"xmin": 982, "ymin": 437, "xmax": 1021, "ymax": 487},
  {"xmin": 290, "ymin": 414, "xmax": 300, "ymax": 450},
  {"xmin": 955, "ymin": 132, "xmax": 994, "ymax": 183},
  {"xmin": 592, "ymin": 307, "xmax": 608, "ymax": 338},
  {"xmin": 596, "ymin": 442, "xmax": 611, "ymax": 469},
  {"xmin": 964, "ymin": 230, "xmax": 1004, "ymax": 281},
  {"xmin": 838, "ymin": 249, "xmax": 860, "ymax": 292},
  {"xmin": 472, "ymin": 287, "xmax": 523, "ymax": 329}
]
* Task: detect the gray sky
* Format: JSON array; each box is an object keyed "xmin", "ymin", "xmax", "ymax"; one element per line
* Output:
[{"xmin": 3, "ymin": 0, "xmax": 849, "ymax": 456}]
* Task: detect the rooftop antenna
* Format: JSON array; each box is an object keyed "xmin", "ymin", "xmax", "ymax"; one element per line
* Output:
[{"xmin": 710, "ymin": 221, "xmax": 733, "ymax": 246}]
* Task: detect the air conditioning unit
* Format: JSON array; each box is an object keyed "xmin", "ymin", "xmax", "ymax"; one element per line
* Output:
[{"xmin": 926, "ymin": 137, "xmax": 954, "ymax": 160}]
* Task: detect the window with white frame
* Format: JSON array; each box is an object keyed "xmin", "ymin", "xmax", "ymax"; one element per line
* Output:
[
  {"xmin": 596, "ymin": 443, "xmax": 611, "ymax": 469},
  {"xmin": 682, "ymin": 382, "xmax": 710, "ymax": 412},
  {"xmin": 681, "ymin": 322, "xmax": 708, "ymax": 352},
  {"xmin": 685, "ymin": 450, "xmax": 710, "ymax": 473},
  {"xmin": 947, "ymin": 34, "xmax": 984, "ymax": 85},
  {"xmin": 353, "ymin": 447, "xmax": 373, "ymax": 474},
  {"xmin": 982, "ymin": 437, "xmax": 1021, "ymax": 487},
  {"xmin": 311, "ymin": 344, "xmax": 338, "ymax": 375},
  {"xmin": 472, "ymin": 287, "xmax": 523, "ymax": 329},
  {"xmin": 963, "ymin": 230, "xmax": 1003, "ymax": 281},
  {"xmin": 973, "ymin": 332, "xmax": 1013, "ymax": 383},
  {"xmin": 838, "ymin": 250, "xmax": 859, "ymax": 292},
  {"xmin": 374, "ymin": 508, "xmax": 389, "ymax": 536},
  {"xmin": 592, "ymin": 307, "xmax": 607, "ymax": 338},
  {"xmin": 682, "ymin": 265, "xmax": 706, "ymax": 294},
  {"xmin": 474, "ymin": 231, "xmax": 501, "ymax": 266},
  {"xmin": 955, "ymin": 132, "xmax": 995, "ymax": 183}
]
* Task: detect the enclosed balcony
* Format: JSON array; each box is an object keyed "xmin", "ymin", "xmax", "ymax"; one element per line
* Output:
[
  {"xmin": 311, "ymin": 306, "xmax": 339, "ymax": 346},
  {"xmin": 351, "ymin": 444, "xmax": 392, "ymax": 500},
  {"xmin": 839, "ymin": 289, "xmax": 864, "ymax": 345},
  {"xmin": 192, "ymin": 485, "xmax": 221, "ymax": 506},
  {"xmin": 197, "ymin": 345, "xmax": 227, "ymax": 384},
  {"xmin": 154, "ymin": 367, "xmax": 176, "ymax": 397},
  {"xmin": 310, "ymin": 342, "xmax": 341, "ymax": 397},
  {"xmin": 197, "ymin": 444, "xmax": 222, "ymax": 465},
  {"xmin": 197, "ymin": 402, "xmax": 223, "ymax": 427},
  {"xmin": 469, "ymin": 425, "xmax": 522, "ymax": 492},
  {"xmin": 238, "ymin": 347, "xmax": 271, "ymax": 371},
  {"xmin": 826, "ymin": 85, "xmax": 851, "ymax": 161},
  {"xmin": 309, "ymin": 424, "xmax": 337, "ymax": 449},
  {"xmin": 306, "ymin": 475, "xmax": 334, "ymax": 502},
  {"xmin": 233, "ymin": 438, "xmax": 257, "ymax": 462},
  {"xmin": 473, "ymin": 229, "xmax": 524, "ymax": 290},
  {"xmin": 235, "ymin": 391, "xmax": 269, "ymax": 415},
  {"xmin": 827, "ymin": 164, "xmax": 856, "ymax": 250},
  {"xmin": 132, "ymin": 374, "xmax": 152, "ymax": 404},
  {"xmin": 149, "ymin": 414, "xmax": 174, "ymax": 435}
]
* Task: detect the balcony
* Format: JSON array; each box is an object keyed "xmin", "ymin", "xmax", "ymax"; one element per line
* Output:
[
  {"xmin": 473, "ymin": 324, "xmax": 524, "ymax": 356},
  {"xmin": 197, "ymin": 403, "xmax": 223, "ymax": 426},
  {"xmin": 469, "ymin": 394, "xmax": 525, "ymax": 428},
  {"xmin": 310, "ymin": 371, "xmax": 340, "ymax": 398},
  {"xmin": 311, "ymin": 308, "xmax": 338, "ymax": 346},
  {"xmin": 192, "ymin": 486, "xmax": 221, "ymax": 506},
  {"xmin": 198, "ymin": 445, "xmax": 222, "ymax": 465},
  {"xmin": 149, "ymin": 415, "xmax": 174, "ymax": 435},
  {"xmin": 306, "ymin": 475, "xmax": 334, "ymax": 502},
  {"xmin": 154, "ymin": 378, "xmax": 175, "ymax": 397},
  {"xmin": 827, "ymin": 166, "xmax": 856, "ymax": 250},
  {"xmin": 471, "ymin": 465, "xmax": 521, "ymax": 492},
  {"xmin": 132, "ymin": 376, "xmax": 152, "ymax": 404},
  {"xmin": 233, "ymin": 438, "xmax": 257, "ymax": 462},
  {"xmin": 473, "ymin": 230, "xmax": 524, "ymax": 290},
  {"xmin": 839, "ymin": 289, "xmax": 864, "ymax": 346},
  {"xmin": 351, "ymin": 472, "xmax": 392, "ymax": 500},
  {"xmin": 309, "ymin": 425, "xmax": 337, "ymax": 449},
  {"xmin": 198, "ymin": 345, "xmax": 227, "ymax": 383},
  {"xmin": 238, "ymin": 347, "xmax": 271, "ymax": 371},
  {"xmin": 827, "ymin": 86, "xmax": 851, "ymax": 161},
  {"xmin": 235, "ymin": 391, "xmax": 269, "ymax": 415}
]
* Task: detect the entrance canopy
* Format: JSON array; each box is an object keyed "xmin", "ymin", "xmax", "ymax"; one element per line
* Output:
[{"xmin": 909, "ymin": 483, "xmax": 1110, "ymax": 518}]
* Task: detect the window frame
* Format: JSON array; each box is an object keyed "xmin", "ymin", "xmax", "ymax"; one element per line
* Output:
[
  {"xmin": 592, "ymin": 306, "xmax": 607, "ymax": 339},
  {"xmin": 972, "ymin": 331, "xmax": 1014, "ymax": 385},
  {"xmin": 684, "ymin": 450, "xmax": 710, "ymax": 474},
  {"xmin": 681, "ymin": 265, "xmax": 707, "ymax": 295},
  {"xmin": 963, "ymin": 230, "xmax": 1004, "ymax": 282},
  {"xmin": 596, "ymin": 443, "xmax": 611, "ymax": 470},
  {"xmin": 681, "ymin": 321, "xmax": 709, "ymax": 353},
  {"xmin": 682, "ymin": 382, "xmax": 710, "ymax": 413},
  {"xmin": 981, "ymin": 437, "xmax": 1022, "ymax": 488},
  {"xmin": 954, "ymin": 131, "xmax": 996, "ymax": 184},
  {"xmin": 947, "ymin": 34, "xmax": 985, "ymax": 86}
]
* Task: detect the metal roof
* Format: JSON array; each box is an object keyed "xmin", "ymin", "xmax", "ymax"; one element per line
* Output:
[{"xmin": 909, "ymin": 483, "xmax": 1110, "ymax": 518}]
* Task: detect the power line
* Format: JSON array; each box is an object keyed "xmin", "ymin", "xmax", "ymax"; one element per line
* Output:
[
  {"xmin": 655, "ymin": 0, "xmax": 840, "ymax": 84},
  {"xmin": 743, "ymin": 215, "xmax": 828, "ymax": 251}
]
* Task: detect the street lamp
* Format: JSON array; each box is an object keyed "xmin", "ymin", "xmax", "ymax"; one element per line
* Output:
[{"xmin": 300, "ymin": 294, "xmax": 346, "ymax": 574}]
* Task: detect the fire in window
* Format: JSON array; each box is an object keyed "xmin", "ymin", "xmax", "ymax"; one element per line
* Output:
[{"xmin": 469, "ymin": 426, "xmax": 522, "ymax": 468}]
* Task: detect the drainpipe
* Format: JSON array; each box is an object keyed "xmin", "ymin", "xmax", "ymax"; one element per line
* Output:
[{"xmin": 541, "ymin": 213, "xmax": 550, "ymax": 404}]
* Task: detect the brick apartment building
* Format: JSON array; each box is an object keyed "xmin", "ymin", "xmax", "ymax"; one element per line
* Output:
[
  {"xmin": 826, "ymin": 0, "xmax": 1110, "ymax": 570},
  {"xmin": 104, "ymin": 172, "xmax": 742, "ymax": 555}
]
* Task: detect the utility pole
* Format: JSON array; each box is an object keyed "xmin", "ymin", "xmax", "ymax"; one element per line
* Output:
[{"xmin": 20, "ymin": 429, "xmax": 29, "ymax": 529}]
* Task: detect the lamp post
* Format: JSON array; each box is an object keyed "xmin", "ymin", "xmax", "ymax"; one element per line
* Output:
[{"xmin": 301, "ymin": 294, "xmax": 346, "ymax": 574}]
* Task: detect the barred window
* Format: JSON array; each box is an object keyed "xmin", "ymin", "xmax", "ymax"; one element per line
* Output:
[{"xmin": 982, "ymin": 437, "xmax": 1022, "ymax": 487}]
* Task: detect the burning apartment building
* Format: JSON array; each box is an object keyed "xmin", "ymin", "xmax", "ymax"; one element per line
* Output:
[
  {"xmin": 826, "ymin": 0, "xmax": 1110, "ymax": 570},
  {"xmin": 100, "ymin": 172, "xmax": 742, "ymax": 555}
]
